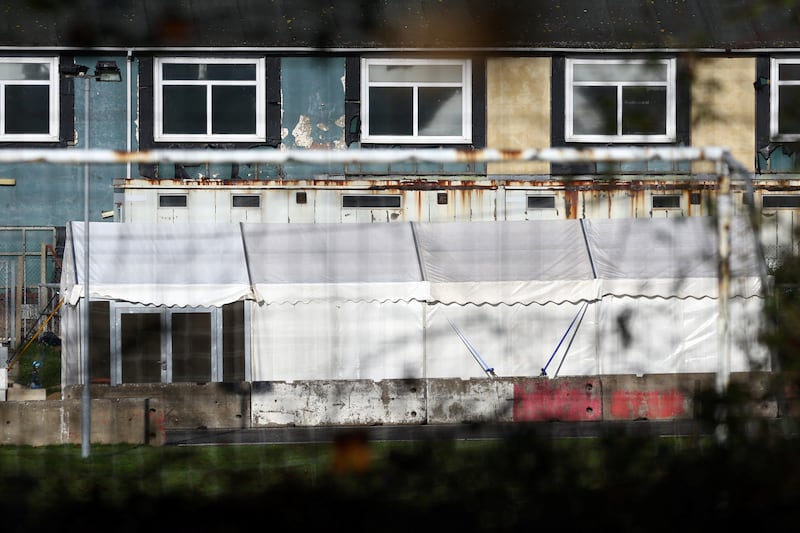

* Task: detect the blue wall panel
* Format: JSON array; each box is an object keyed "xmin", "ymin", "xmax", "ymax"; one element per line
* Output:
[
  {"xmin": 0, "ymin": 55, "xmax": 130, "ymax": 228},
  {"xmin": 280, "ymin": 57, "xmax": 346, "ymax": 179}
]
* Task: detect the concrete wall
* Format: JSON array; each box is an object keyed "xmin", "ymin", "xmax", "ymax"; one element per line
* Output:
[
  {"xmin": 0, "ymin": 398, "xmax": 164, "ymax": 446},
  {"xmin": 0, "ymin": 372, "xmax": 777, "ymax": 446}
]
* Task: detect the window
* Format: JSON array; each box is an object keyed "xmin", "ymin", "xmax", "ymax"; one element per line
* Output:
[
  {"xmin": 565, "ymin": 58, "xmax": 676, "ymax": 143},
  {"xmin": 652, "ymin": 195, "xmax": 681, "ymax": 209},
  {"xmin": 527, "ymin": 196, "xmax": 556, "ymax": 209},
  {"xmin": 159, "ymin": 194, "xmax": 187, "ymax": 207},
  {"xmin": 361, "ymin": 58, "xmax": 471, "ymax": 144},
  {"xmin": 232, "ymin": 195, "xmax": 260, "ymax": 208},
  {"xmin": 770, "ymin": 58, "xmax": 800, "ymax": 141},
  {"xmin": 154, "ymin": 57, "xmax": 266, "ymax": 142},
  {"xmin": 342, "ymin": 195, "xmax": 402, "ymax": 208},
  {"xmin": 0, "ymin": 57, "xmax": 59, "ymax": 142},
  {"xmin": 763, "ymin": 195, "xmax": 800, "ymax": 209}
]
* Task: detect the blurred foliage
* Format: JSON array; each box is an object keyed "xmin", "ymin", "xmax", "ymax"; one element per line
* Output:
[{"xmin": 0, "ymin": 414, "xmax": 798, "ymax": 532}]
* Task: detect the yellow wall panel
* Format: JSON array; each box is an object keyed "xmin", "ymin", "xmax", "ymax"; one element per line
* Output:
[
  {"xmin": 691, "ymin": 57, "xmax": 755, "ymax": 173},
  {"xmin": 487, "ymin": 58, "xmax": 550, "ymax": 175}
]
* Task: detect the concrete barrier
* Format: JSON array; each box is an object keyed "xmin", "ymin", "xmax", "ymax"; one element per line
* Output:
[
  {"xmin": 0, "ymin": 398, "xmax": 165, "ymax": 446},
  {"xmin": 0, "ymin": 372, "xmax": 783, "ymax": 445}
]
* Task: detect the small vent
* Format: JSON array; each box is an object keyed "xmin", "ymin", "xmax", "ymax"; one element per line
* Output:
[
  {"xmin": 296, "ymin": 191, "xmax": 308, "ymax": 204},
  {"xmin": 437, "ymin": 192, "xmax": 448, "ymax": 205},
  {"xmin": 690, "ymin": 192, "xmax": 701, "ymax": 205},
  {"xmin": 652, "ymin": 195, "xmax": 681, "ymax": 209},
  {"xmin": 527, "ymin": 196, "xmax": 556, "ymax": 209},
  {"xmin": 232, "ymin": 195, "xmax": 260, "ymax": 208},
  {"xmin": 342, "ymin": 195, "xmax": 402, "ymax": 208},
  {"xmin": 159, "ymin": 195, "xmax": 187, "ymax": 208}
]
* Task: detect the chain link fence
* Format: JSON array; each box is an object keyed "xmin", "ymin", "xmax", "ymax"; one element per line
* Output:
[{"xmin": 0, "ymin": 227, "xmax": 61, "ymax": 352}]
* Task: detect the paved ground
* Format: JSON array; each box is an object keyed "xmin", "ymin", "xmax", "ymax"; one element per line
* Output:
[{"xmin": 165, "ymin": 419, "xmax": 725, "ymax": 446}]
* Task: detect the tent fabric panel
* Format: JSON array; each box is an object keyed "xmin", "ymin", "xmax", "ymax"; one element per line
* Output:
[
  {"xmin": 585, "ymin": 216, "xmax": 765, "ymax": 280},
  {"xmin": 424, "ymin": 303, "xmax": 599, "ymax": 379},
  {"xmin": 63, "ymin": 222, "xmax": 253, "ymax": 307},
  {"xmin": 242, "ymin": 222, "xmax": 422, "ymax": 284},
  {"xmin": 70, "ymin": 222, "xmax": 251, "ymax": 285},
  {"xmin": 593, "ymin": 293, "xmax": 769, "ymax": 375},
  {"xmin": 585, "ymin": 217, "xmax": 718, "ymax": 279},
  {"xmin": 251, "ymin": 300, "xmax": 425, "ymax": 381},
  {"xmin": 413, "ymin": 219, "xmax": 595, "ymax": 282}
]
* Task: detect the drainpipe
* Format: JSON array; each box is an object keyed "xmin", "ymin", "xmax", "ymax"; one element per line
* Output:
[{"xmin": 126, "ymin": 49, "xmax": 133, "ymax": 180}]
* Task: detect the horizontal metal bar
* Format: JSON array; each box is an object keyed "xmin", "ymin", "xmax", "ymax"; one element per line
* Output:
[{"xmin": 0, "ymin": 146, "xmax": 731, "ymax": 166}]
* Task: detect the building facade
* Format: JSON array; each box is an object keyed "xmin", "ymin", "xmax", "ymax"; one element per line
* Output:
[{"xmin": 0, "ymin": 0, "xmax": 797, "ymax": 382}]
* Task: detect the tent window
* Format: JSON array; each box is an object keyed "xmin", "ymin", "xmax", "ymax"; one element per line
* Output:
[
  {"xmin": 89, "ymin": 301, "xmax": 111, "ymax": 384},
  {"xmin": 120, "ymin": 312, "xmax": 163, "ymax": 384},
  {"xmin": 342, "ymin": 195, "xmax": 402, "ymax": 208},
  {"xmin": 222, "ymin": 300, "xmax": 246, "ymax": 382},
  {"xmin": 171, "ymin": 312, "xmax": 213, "ymax": 382}
]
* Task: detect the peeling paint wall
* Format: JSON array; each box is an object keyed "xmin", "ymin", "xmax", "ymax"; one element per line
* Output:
[
  {"xmin": 487, "ymin": 57, "xmax": 551, "ymax": 176},
  {"xmin": 280, "ymin": 57, "xmax": 347, "ymax": 179}
]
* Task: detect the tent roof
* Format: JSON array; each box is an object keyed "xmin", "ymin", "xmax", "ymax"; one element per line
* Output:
[{"xmin": 60, "ymin": 217, "xmax": 765, "ymax": 307}]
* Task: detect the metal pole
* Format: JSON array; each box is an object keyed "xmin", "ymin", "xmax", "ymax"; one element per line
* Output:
[
  {"xmin": 81, "ymin": 76, "xmax": 91, "ymax": 458},
  {"xmin": 716, "ymin": 160, "xmax": 732, "ymax": 395},
  {"xmin": 715, "ymin": 159, "xmax": 732, "ymax": 445}
]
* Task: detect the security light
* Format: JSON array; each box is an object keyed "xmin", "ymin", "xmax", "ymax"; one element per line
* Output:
[
  {"xmin": 60, "ymin": 61, "xmax": 121, "ymax": 82},
  {"xmin": 94, "ymin": 61, "xmax": 121, "ymax": 82},
  {"xmin": 59, "ymin": 64, "xmax": 90, "ymax": 77}
]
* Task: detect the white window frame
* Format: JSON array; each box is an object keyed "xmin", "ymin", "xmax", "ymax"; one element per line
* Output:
[
  {"xmin": 565, "ymin": 58, "xmax": 676, "ymax": 143},
  {"xmin": 770, "ymin": 57, "xmax": 800, "ymax": 141},
  {"xmin": 361, "ymin": 57, "xmax": 472, "ymax": 144},
  {"xmin": 153, "ymin": 57, "xmax": 266, "ymax": 143},
  {"xmin": 0, "ymin": 57, "xmax": 59, "ymax": 142}
]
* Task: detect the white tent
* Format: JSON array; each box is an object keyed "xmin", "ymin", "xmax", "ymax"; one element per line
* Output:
[{"xmin": 60, "ymin": 216, "xmax": 768, "ymax": 385}]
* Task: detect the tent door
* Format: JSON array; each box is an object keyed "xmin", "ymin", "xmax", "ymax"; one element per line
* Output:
[{"xmin": 112, "ymin": 305, "xmax": 220, "ymax": 384}]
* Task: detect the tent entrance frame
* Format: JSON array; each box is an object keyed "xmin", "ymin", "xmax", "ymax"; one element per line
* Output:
[{"xmin": 110, "ymin": 302, "xmax": 221, "ymax": 385}]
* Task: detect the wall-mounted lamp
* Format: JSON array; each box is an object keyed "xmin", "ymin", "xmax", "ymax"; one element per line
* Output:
[
  {"xmin": 59, "ymin": 61, "xmax": 121, "ymax": 82},
  {"xmin": 0, "ymin": 178, "xmax": 15, "ymax": 186},
  {"xmin": 57, "ymin": 58, "xmax": 121, "ymax": 459},
  {"xmin": 94, "ymin": 61, "xmax": 122, "ymax": 82},
  {"xmin": 754, "ymin": 77, "xmax": 770, "ymax": 90}
]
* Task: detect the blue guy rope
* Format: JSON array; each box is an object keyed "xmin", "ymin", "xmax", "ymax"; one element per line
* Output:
[
  {"xmin": 447, "ymin": 318, "xmax": 497, "ymax": 378},
  {"xmin": 541, "ymin": 301, "xmax": 588, "ymax": 377}
]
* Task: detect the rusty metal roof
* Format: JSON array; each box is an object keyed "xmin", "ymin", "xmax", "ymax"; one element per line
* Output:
[{"xmin": 1, "ymin": 0, "xmax": 798, "ymax": 50}]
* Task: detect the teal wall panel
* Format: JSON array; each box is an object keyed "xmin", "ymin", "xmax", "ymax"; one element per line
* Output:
[
  {"xmin": 280, "ymin": 57, "xmax": 346, "ymax": 179},
  {"xmin": 0, "ymin": 55, "xmax": 130, "ymax": 228}
]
